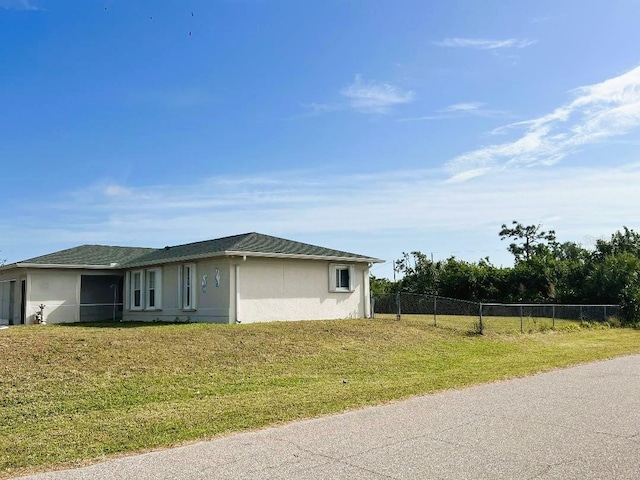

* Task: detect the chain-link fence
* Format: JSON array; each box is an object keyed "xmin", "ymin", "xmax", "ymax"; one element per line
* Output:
[{"xmin": 372, "ymin": 292, "xmax": 620, "ymax": 334}]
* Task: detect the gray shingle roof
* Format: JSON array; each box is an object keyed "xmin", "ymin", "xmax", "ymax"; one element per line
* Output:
[
  {"xmin": 123, "ymin": 232, "xmax": 381, "ymax": 268},
  {"xmin": 12, "ymin": 233, "xmax": 382, "ymax": 269},
  {"xmin": 20, "ymin": 245, "xmax": 156, "ymax": 267}
]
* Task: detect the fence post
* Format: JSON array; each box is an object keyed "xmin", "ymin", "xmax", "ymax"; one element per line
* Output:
[
  {"xmin": 433, "ymin": 295, "xmax": 437, "ymax": 326},
  {"xmin": 479, "ymin": 302, "xmax": 483, "ymax": 334},
  {"xmin": 371, "ymin": 293, "xmax": 375, "ymax": 319},
  {"xmin": 552, "ymin": 305, "xmax": 555, "ymax": 329},
  {"xmin": 520, "ymin": 305, "xmax": 523, "ymax": 333},
  {"xmin": 396, "ymin": 292, "xmax": 401, "ymax": 321},
  {"xmin": 579, "ymin": 305, "xmax": 583, "ymax": 321},
  {"xmin": 603, "ymin": 305, "xmax": 607, "ymax": 322}
]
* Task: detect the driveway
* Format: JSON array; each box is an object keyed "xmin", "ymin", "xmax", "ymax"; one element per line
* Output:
[{"xmin": 17, "ymin": 355, "xmax": 640, "ymax": 479}]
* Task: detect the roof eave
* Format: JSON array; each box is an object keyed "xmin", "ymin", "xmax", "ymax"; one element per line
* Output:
[
  {"xmin": 122, "ymin": 251, "xmax": 384, "ymax": 268},
  {"xmin": 0, "ymin": 263, "xmax": 17, "ymax": 272},
  {"xmin": 122, "ymin": 252, "xmax": 228, "ymax": 269},
  {"xmin": 224, "ymin": 250, "xmax": 385, "ymax": 263},
  {"xmin": 13, "ymin": 263, "xmax": 121, "ymax": 270}
]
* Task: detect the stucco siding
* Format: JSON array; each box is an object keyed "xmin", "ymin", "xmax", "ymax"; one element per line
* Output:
[
  {"xmin": 237, "ymin": 258, "xmax": 368, "ymax": 323},
  {"xmin": 27, "ymin": 270, "xmax": 80, "ymax": 324},
  {"xmin": 123, "ymin": 259, "xmax": 232, "ymax": 324},
  {"xmin": 196, "ymin": 259, "xmax": 232, "ymax": 323}
]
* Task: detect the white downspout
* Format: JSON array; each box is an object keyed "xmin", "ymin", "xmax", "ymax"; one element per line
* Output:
[
  {"xmin": 363, "ymin": 265, "xmax": 371, "ymax": 318},
  {"xmin": 235, "ymin": 264, "xmax": 240, "ymax": 323}
]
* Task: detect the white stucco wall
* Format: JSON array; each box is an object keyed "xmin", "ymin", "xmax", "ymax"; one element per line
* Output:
[
  {"xmin": 28, "ymin": 269, "xmax": 80, "ymax": 324},
  {"xmin": 235, "ymin": 257, "xmax": 370, "ymax": 323},
  {"xmin": 123, "ymin": 259, "xmax": 232, "ymax": 324}
]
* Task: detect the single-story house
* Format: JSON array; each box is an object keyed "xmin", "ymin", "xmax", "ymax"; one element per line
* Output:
[{"xmin": 0, "ymin": 233, "xmax": 383, "ymax": 325}]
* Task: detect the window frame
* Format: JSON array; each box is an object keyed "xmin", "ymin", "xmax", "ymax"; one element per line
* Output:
[
  {"xmin": 180, "ymin": 263, "xmax": 197, "ymax": 311},
  {"xmin": 145, "ymin": 268, "xmax": 162, "ymax": 310},
  {"xmin": 126, "ymin": 268, "xmax": 163, "ymax": 312},
  {"xmin": 329, "ymin": 264, "xmax": 354, "ymax": 293},
  {"xmin": 130, "ymin": 270, "xmax": 144, "ymax": 310}
]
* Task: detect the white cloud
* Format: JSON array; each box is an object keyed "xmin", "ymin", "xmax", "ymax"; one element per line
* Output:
[
  {"xmin": 339, "ymin": 75, "xmax": 415, "ymax": 113},
  {"xmin": 447, "ymin": 64, "xmax": 640, "ymax": 179},
  {"xmin": 9, "ymin": 163, "xmax": 638, "ymax": 251},
  {"xmin": 444, "ymin": 167, "xmax": 492, "ymax": 183},
  {"xmin": 397, "ymin": 102, "xmax": 513, "ymax": 122},
  {"xmin": 442, "ymin": 102, "xmax": 485, "ymax": 112},
  {"xmin": 104, "ymin": 184, "xmax": 133, "ymax": 197},
  {"xmin": 4, "ymin": 163, "xmax": 640, "ymax": 279},
  {"xmin": 433, "ymin": 38, "xmax": 536, "ymax": 49},
  {"xmin": 0, "ymin": 0, "xmax": 39, "ymax": 10}
]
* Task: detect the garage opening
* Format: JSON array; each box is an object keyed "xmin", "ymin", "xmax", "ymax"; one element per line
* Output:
[
  {"xmin": 80, "ymin": 275, "xmax": 123, "ymax": 322},
  {"xmin": 0, "ymin": 280, "xmax": 15, "ymax": 325}
]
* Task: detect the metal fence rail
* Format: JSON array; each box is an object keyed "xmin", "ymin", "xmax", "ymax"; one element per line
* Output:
[{"xmin": 372, "ymin": 292, "xmax": 620, "ymax": 334}]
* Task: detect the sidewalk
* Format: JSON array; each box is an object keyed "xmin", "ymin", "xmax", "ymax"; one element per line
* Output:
[{"xmin": 18, "ymin": 355, "xmax": 640, "ymax": 479}]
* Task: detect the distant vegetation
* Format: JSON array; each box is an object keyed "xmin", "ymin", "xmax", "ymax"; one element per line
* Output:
[{"xmin": 371, "ymin": 223, "xmax": 640, "ymax": 325}]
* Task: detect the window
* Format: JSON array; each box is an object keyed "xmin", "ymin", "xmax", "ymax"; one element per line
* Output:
[
  {"xmin": 180, "ymin": 263, "xmax": 196, "ymax": 310},
  {"xmin": 127, "ymin": 268, "xmax": 162, "ymax": 311},
  {"xmin": 146, "ymin": 269, "xmax": 162, "ymax": 310},
  {"xmin": 336, "ymin": 268, "xmax": 350, "ymax": 289},
  {"xmin": 329, "ymin": 264, "xmax": 354, "ymax": 292},
  {"xmin": 131, "ymin": 271, "xmax": 143, "ymax": 310}
]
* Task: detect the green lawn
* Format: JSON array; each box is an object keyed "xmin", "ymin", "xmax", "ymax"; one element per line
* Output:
[
  {"xmin": 376, "ymin": 313, "xmax": 590, "ymax": 333},
  {"xmin": 1, "ymin": 318, "xmax": 640, "ymax": 478}
]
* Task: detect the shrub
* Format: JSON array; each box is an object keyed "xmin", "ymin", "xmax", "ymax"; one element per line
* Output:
[
  {"xmin": 620, "ymin": 280, "xmax": 640, "ymax": 325},
  {"xmin": 606, "ymin": 316, "xmax": 622, "ymax": 328},
  {"xmin": 557, "ymin": 323, "xmax": 581, "ymax": 332}
]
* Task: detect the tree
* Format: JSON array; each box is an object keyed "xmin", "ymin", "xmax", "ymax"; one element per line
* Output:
[
  {"xmin": 370, "ymin": 275, "xmax": 399, "ymax": 294},
  {"xmin": 394, "ymin": 251, "xmax": 440, "ymax": 294},
  {"xmin": 499, "ymin": 221, "xmax": 557, "ymax": 263},
  {"xmin": 586, "ymin": 228, "xmax": 640, "ymax": 323},
  {"xmin": 549, "ymin": 242, "xmax": 591, "ymax": 303},
  {"xmin": 594, "ymin": 226, "xmax": 640, "ymax": 259}
]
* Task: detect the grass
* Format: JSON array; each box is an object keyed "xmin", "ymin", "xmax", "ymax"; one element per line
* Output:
[
  {"xmin": 1, "ymin": 318, "xmax": 640, "ymax": 478},
  {"xmin": 378, "ymin": 313, "xmax": 596, "ymax": 334}
]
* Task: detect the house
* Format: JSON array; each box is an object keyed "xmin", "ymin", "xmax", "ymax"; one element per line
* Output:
[{"xmin": 0, "ymin": 233, "xmax": 383, "ymax": 325}]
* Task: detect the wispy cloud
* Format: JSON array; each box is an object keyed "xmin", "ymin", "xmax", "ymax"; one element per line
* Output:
[
  {"xmin": 11, "ymin": 163, "xmax": 639, "ymax": 240},
  {"xmin": 340, "ymin": 75, "xmax": 415, "ymax": 113},
  {"xmin": 530, "ymin": 15, "xmax": 564, "ymax": 24},
  {"xmin": 4, "ymin": 163, "xmax": 640, "ymax": 276},
  {"xmin": 307, "ymin": 75, "xmax": 414, "ymax": 115},
  {"xmin": 398, "ymin": 101, "xmax": 513, "ymax": 122},
  {"xmin": 433, "ymin": 38, "xmax": 536, "ymax": 49},
  {"xmin": 447, "ymin": 64, "xmax": 640, "ymax": 179},
  {"xmin": 104, "ymin": 184, "xmax": 133, "ymax": 197},
  {"xmin": 442, "ymin": 102, "xmax": 485, "ymax": 112},
  {"xmin": 0, "ymin": 0, "xmax": 39, "ymax": 10}
]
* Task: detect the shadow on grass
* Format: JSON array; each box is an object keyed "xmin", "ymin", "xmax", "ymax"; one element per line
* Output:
[{"xmin": 55, "ymin": 321, "xmax": 195, "ymax": 329}]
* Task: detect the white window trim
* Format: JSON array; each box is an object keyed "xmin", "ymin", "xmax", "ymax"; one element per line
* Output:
[
  {"xmin": 125, "ymin": 271, "xmax": 131, "ymax": 310},
  {"xmin": 145, "ymin": 268, "xmax": 162, "ymax": 311},
  {"xmin": 130, "ymin": 270, "xmax": 144, "ymax": 311},
  {"xmin": 329, "ymin": 264, "xmax": 354, "ymax": 293},
  {"xmin": 126, "ymin": 268, "xmax": 163, "ymax": 312},
  {"xmin": 180, "ymin": 263, "xmax": 197, "ymax": 311}
]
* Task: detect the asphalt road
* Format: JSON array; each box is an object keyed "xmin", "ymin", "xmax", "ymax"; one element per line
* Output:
[{"xmin": 18, "ymin": 355, "xmax": 640, "ymax": 479}]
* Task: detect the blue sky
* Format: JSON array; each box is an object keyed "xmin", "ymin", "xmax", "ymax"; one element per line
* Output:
[{"xmin": 2, "ymin": 0, "xmax": 640, "ymax": 278}]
